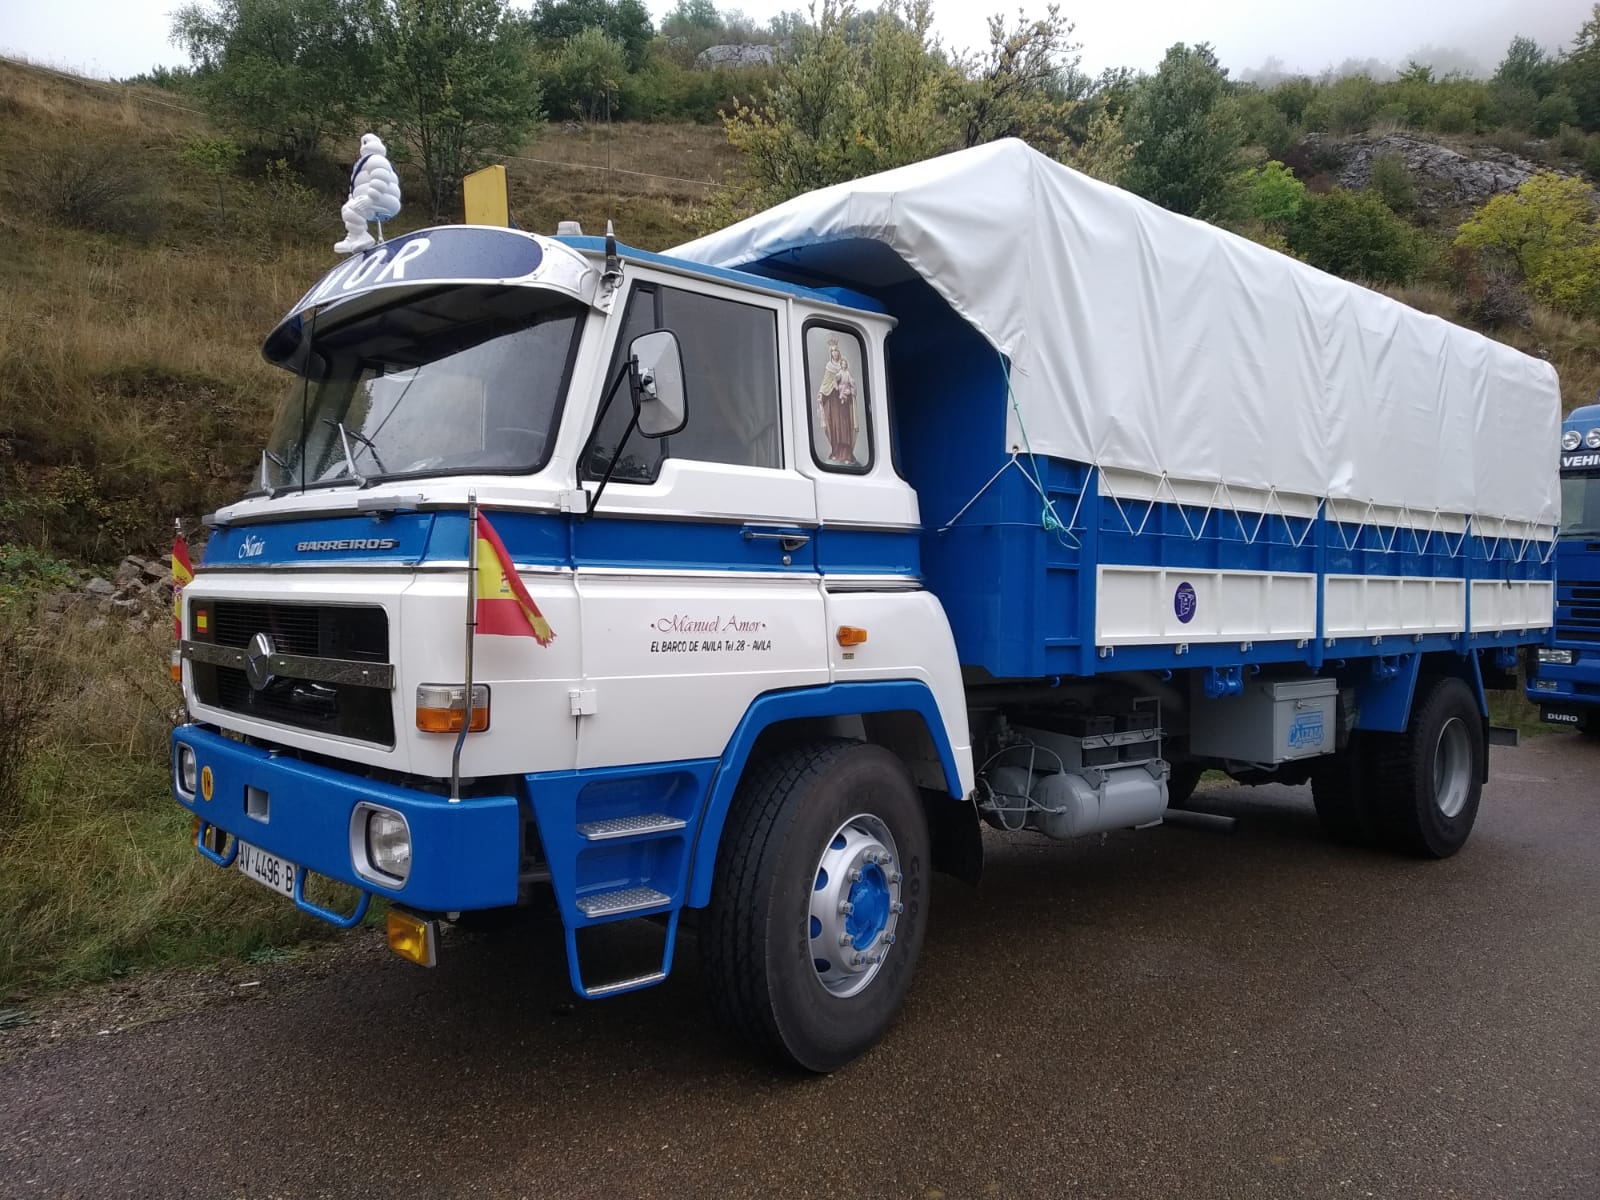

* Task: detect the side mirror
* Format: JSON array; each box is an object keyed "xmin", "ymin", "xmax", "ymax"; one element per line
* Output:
[{"xmin": 629, "ymin": 330, "xmax": 687, "ymax": 438}]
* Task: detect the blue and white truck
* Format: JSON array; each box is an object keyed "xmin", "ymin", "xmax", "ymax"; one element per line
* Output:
[
  {"xmin": 170, "ymin": 141, "xmax": 1560, "ymax": 1071},
  {"xmin": 1526, "ymin": 403, "xmax": 1600, "ymax": 731}
]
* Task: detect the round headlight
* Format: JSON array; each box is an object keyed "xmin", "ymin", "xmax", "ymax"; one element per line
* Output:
[
  {"xmin": 1588, "ymin": 428, "xmax": 1600, "ymax": 449},
  {"xmin": 1563, "ymin": 430, "xmax": 1582, "ymax": 451},
  {"xmin": 177, "ymin": 745, "xmax": 198, "ymax": 795}
]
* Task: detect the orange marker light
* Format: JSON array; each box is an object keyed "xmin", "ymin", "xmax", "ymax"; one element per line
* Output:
[
  {"xmin": 836, "ymin": 626, "xmax": 869, "ymax": 647},
  {"xmin": 415, "ymin": 684, "xmax": 490, "ymax": 733}
]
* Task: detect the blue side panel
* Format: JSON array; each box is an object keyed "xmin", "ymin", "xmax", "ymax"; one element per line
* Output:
[
  {"xmin": 815, "ymin": 528, "xmax": 921, "ymax": 576},
  {"xmin": 523, "ymin": 760, "xmax": 718, "ymax": 930},
  {"xmin": 684, "ymin": 680, "xmax": 964, "ymax": 908}
]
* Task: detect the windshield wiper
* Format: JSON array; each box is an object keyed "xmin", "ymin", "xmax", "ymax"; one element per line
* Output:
[
  {"xmin": 259, "ymin": 448, "xmax": 289, "ymax": 494},
  {"xmin": 320, "ymin": 419, "xmax": 389, "ymax": 485}
]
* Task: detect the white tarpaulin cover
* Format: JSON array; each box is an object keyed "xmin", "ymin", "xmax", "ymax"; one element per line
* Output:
[{"xmin": 673, "ymin": 139, "xmax": 1562, "ymax": 529}]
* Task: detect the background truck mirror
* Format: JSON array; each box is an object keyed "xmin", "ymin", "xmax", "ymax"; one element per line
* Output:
[{"xmin": 629, "ymin": 330, "xmax": 688, "ymax": 438}]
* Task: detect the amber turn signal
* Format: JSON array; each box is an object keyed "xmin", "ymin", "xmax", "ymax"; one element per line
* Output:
[
  {"xmin": 386, "ymin": 909, "xmax": 438, "ymax": 967},
  {"xmin": 415, "ymin": 683, "xmax": 490, "ymax": 733},
  {"xmin": 836, "ymin": 625, "xmax": 869, "ymax": 647}
]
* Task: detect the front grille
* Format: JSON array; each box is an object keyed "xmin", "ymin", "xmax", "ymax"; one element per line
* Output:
[
  {"xmin": 191, "ymin": 601, "xmax": 395, "ymax": 745},
  {"xmin": 1556, "ymin": 583, "xmax": 1600, "ymax": 645}
]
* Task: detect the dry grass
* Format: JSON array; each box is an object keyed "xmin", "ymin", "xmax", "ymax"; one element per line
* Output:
[{"xmin": 0, "ymin": 610, "xmax": 334, "ymax": 999}]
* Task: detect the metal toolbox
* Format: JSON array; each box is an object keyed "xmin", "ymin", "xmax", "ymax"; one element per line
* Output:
[{"xmin": 1189, "ymin": 677, "xmax": 1337, "ymax": 764}]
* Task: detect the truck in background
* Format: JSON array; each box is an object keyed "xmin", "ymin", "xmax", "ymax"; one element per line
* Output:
[
  {"xmin": 1526, "ymin": 403, "xmax": 1600, "ymax": 732},
  {"xmin": 170, "ymin": 141, "xmax": 1560, "ymax": 1072}
]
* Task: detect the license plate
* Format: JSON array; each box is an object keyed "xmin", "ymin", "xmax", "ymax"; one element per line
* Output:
[{"xmin": 237, "ymin": 840, "xmax": 296, "ymax": 898}]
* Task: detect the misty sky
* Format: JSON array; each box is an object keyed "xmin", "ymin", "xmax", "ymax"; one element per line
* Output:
[{"xmin": 4, "ymin": 0, "xmax": 1593, "ymax": 82}]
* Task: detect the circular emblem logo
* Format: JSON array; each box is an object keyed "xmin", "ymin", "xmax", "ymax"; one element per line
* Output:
[
  {"xmin": 245, "ymin": 632, "xmax": 277, "ymax": 692},
  {"xmin": 1174, "ymin": 581, "xmax": 1198, "ymax": 625},
  {"xmin": 200, "ymin": 765, "xmax": 214, "ymax": 802}
]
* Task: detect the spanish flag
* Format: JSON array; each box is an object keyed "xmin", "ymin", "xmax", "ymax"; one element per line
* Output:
[
  {"xmin": 172, "ymin": 532, "xmax": 195, "ymax": 641},
  {"xmin": 475, "ymin": 513, "xmax": 554, "ymax": 645}
]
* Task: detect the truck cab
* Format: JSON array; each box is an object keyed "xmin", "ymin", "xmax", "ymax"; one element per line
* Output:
[{"xmin": 1527, "ymin": 403, "xmax": 1600, "ymax": 731}]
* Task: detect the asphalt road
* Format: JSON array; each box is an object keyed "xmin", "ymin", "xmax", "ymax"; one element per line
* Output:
[{"xmin": 4, "ymin": 734, "xmax": 1598, "ymax": 1199}]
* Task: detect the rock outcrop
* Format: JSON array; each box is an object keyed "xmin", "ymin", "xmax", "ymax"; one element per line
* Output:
[
  {"xmin": 1304, "ymin": 133, "xmax": 1558, "ymax": 212},
  {"xmin": 694, "ymin": 44, "xmax": 777, "ymax": 69}
]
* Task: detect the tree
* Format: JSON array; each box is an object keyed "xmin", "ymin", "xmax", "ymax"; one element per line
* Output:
[
  {"xmin": 1288, "ymin": 188, "xmax": 1418, "ymax": 285},
  {"xmin": 1564, "ymin": 4, "xmax": 1600, "ymax": 130},
  {"xmin": 1455, "ymin": 172, "xmax": 1600, "ymax": 316},
  {"xmin": 547, "ymin": 26, "xmax": 629, "ymax": 120},
  {"xmin": 947, "ymin": 6, "xmax": 1078, "ymax": 154},
  {"xmin": 707, "ymin": 0, "xmax": 1079, "ymax": 224},
  {"xmin": 527, "ymin": 0, "xmax": 653, "ymax": 70},
  {"xmin": 1121, "ymin": 43, "xmax": 1247, "ymax": 220},
  {"xmin": 171, "ymin": 0, "xmax": 374, "ymax": 168},
  {"xmin": 367, "ymin": 0, "xmax": 543, "ymax": 220},
  {"xmin": 1494, "ymin": 34, "xmax": 1558, "ymax": 99},
  {"xmin": 709, "ymin": 0, "xmax": 958, "ymax": 219},
  {"xmin": 1058, "ymin": 107, "xmax": 1133, "ymax": 185}
]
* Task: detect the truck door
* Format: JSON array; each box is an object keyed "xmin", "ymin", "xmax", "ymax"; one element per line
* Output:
[{"xmin": 571, "ymin": 276, "xmax": 829, "ymax": 771}]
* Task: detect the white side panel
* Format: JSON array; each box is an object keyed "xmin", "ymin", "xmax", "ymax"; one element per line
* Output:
[
  {"xmin": 1095, "ymin": 566, "xmax": 1315, "ymax": 646},
  {"xmin": 824, "ymin": 588, "xmax": 975, "ymax": 794},
  {"xmin": 573, "ymin": 572, "xmax": 830, "ymax": 769},
  {"xmin": 1470, "ymin": 580, "xmax": 1555, "ymax": 633},
  {"xmin": 1324, "ymin": 575, "xmax": 1466, "ymax": 639}
]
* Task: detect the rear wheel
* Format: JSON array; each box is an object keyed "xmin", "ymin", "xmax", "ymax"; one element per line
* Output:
[
  {"xmin": 1310, "ymin": 734, "xmax": 1381, "ymax": 847},
  {"xmin": 1370, "ymin": 677, "xmax": 1485, "ymax": 859},
  {"xmin": 1166, "ymin": 763, "xmax": 1204, "ymax": 809},
  {"xmin": 703, "ymin": 740, "xmax": 930, "ymax": 1072}
]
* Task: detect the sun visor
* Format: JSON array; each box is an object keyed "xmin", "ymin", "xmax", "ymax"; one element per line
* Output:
[{"xmin": 263, "ymin": 226, "xmax": 598, "ymax": 370}]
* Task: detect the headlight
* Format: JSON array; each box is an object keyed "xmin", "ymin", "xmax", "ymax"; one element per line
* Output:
[
  {"xmin": 1589, "ymin": 428, "xmax": 1600, "ymax": 449},
  {"xmin": 365, "ymin": 809, "xmax": 412, "ymax": 884},
  {"xmin": 176, "ymin": 744, "xmax": 198, "ymax": 796},
  {"xmin": 1538, "ymin": 648, "xmax": 1575, "ymax": 665},
  {"xmin": 1564, "ymin": 431, "xmax": 1583, "ymax": 451}
]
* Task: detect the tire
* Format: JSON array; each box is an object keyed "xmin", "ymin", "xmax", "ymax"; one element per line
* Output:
[
  {"xmin": 1370, "ymin": 677, "xmax": 1485, "ymax": 859},
  {"xmin": 1309, "ymin": 734, "xmax": 1381, "ymax": 847},
  {"xmin": 702, "ymin": 739, "xmax": 931, "ymax": 1073},
  {"xmin": 1166, "ymin": 763, "xmax": 1204, "ymax": 809}
]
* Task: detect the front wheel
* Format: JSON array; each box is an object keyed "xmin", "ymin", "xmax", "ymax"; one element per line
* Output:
[{"xmin": 703, "ymin": 740, "xmax": 931, "ymax": 1072}]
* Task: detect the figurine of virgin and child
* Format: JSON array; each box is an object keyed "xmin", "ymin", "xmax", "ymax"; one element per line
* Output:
[{"xmin": 815, "ymin": 338, "xmax": 859, "ymax": 466}]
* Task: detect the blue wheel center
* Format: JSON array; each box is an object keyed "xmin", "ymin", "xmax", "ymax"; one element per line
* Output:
[{"xmin": 844, "ymin": 864, "xmax": 891, "ymax": 950}]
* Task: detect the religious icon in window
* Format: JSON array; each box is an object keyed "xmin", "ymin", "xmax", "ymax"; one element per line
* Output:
[{"xmin": 808, "ymin": 328, "xmax": 868, "ymax": 470}]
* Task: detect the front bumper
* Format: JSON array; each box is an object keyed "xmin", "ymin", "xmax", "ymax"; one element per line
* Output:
[{"xmin": 172, "ymin": 725, "xmax": 522, "ymax": 913}]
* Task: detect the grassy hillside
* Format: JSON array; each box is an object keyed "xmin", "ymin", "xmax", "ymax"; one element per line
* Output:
[
  {"xmin": 0, "ymin": 59, "xmax": 730, "ymax": 999},
  {"xmin": 0, "ymin": 56, "xmax": 1576, "ymax": 998}
]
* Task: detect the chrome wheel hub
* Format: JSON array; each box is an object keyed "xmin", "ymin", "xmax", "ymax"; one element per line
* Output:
[
  {"xmin": 1433, "ymin": 716, "xmax": 1471, "ymax": 819},
  {"xmin": 808, "ymin": 813, "xmax": 903, "ymax": 999}
]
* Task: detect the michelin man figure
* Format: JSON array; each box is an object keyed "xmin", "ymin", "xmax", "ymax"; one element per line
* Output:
[{"xmin": 334, "ymin": 133, "xmax": 403, "ymax": 254}]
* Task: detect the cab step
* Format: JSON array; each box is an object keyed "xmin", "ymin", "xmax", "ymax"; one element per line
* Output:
[
  {"xmin": 575, "ymin": 885, "xmax": 671, "ymax": 918},
  {"xmin": 576, "ymin": 813, "xmax": 686, "ymax": 840},
  {"xmin": 584, "ymin": 970, "xmax": 668, "ymax": 997}
]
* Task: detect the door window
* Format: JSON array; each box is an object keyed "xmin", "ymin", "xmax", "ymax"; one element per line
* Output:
[{"xmin": 586, "ymin": 283, "xmax": 782, "ymax": 482}]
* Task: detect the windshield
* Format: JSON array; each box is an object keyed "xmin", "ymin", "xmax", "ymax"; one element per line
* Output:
[
  {"xmin": 1560, "ymin": 471, "xmax": 1600, "ymax": 539},
  {"xmin": 260, "ymin": 286, "xmax": 584, "ymax": 492}
]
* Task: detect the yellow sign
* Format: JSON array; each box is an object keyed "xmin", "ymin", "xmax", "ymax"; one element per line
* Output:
[
  {"xmin": 200, "ymin": 765, "xmax": 214, "ymax": 802},
  {"xmin": 463, "ymin": 165, "xmax": 510, "ymax": 227}
]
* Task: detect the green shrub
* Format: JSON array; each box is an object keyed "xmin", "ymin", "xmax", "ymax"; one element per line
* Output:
[
  {"xmin": 1368, "ymin": 152, "xmax": 1416, "ymax": 216},
  {"xmin": 1289, "ymin": 187, "xmax": 1420, "ymax": 284},
  {"xmin": 1431, "ymin": 100, "xmax": 1474, "ymax": 134},
  {"xmin": 1303, "ymin": 74, "xmax": 1380, "ymax": 134},
  {"xmin": 1535, "ymin": 90, "xmax": 1581, "ymax": 137}
]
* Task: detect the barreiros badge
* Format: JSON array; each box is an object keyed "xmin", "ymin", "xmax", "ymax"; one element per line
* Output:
[{"xmin": 1174, "ymin": 581, "xmax": 1197, "ymax": 625}]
